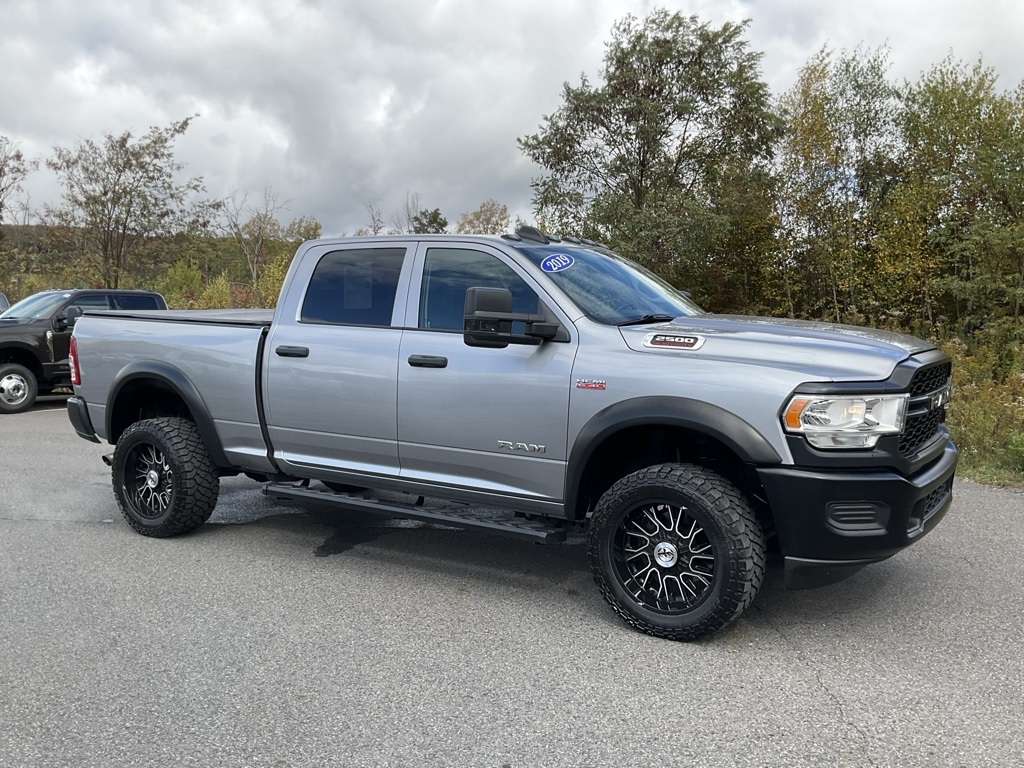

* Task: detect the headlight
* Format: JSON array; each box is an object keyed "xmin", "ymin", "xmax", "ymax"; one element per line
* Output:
[{"xmin": 782, "ymin": 393, "xmax": 909, "ymax": 449}]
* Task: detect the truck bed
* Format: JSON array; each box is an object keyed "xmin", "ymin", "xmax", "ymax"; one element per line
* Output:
[{"xmin": 82, "ymin": 308, "xmax": 275, "ymax": 327}]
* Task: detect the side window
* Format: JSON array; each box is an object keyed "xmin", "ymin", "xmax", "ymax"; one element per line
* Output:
[
  {"xmin": 301, "ymin": 248, "xmax": 405, "ymax": 326},
  {"xmin": 114, "ymin": 294, "xmax": 160, "ymax": 310},
  {"xmin": 419, "ymin": 248, "xmax": 539, "ymax": 331},
  {"xmin": 67, "ymin": 295, "xmax": 113, "ymax": 311}
]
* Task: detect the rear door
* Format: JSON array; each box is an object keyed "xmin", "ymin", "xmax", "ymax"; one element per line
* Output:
[
  {"xmin": 397, "ymin": 243, "xmax": 577, "ymax": 504},
  {"xmin": 264, "ymin": 243, "xmax": 413, "ymax": 478}
]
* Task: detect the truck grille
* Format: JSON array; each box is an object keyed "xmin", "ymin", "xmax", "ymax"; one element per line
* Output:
[{"xmin": 899, "ymin": 362, "xmax": 952, "ymax": 457}]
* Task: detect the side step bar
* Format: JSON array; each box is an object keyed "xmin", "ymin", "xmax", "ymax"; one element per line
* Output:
[{"xmin": 263, "ymin": 482, "xmax": 568, "ymax": 543}]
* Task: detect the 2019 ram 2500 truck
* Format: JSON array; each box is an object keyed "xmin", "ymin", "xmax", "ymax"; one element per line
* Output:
[
  {"xmin": 0, "ymin": 288, "xmax": 166, "ymax": 414},
  {"xmin": 66, "ymin": 228, "xmax": 957, "ymax": 640}
]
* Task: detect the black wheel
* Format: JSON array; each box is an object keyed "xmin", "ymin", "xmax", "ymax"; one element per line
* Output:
[
  {"xmin": 0, "ymin": 363, "xmax": 38, "ymax": 414},
  {"xmin": 588, "ymin": 463, "xmax": 765, "ymax": 641},
  {"xmin": 112, "ymin": 417, "xmax": 219, "ymax": 537}
]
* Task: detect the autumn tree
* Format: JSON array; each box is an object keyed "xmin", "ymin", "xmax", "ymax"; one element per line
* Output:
[
  {"xmin": 897, "ymin": 58, "xmax": 1024, "ymax": 339},
  {"xmin": 773, "ymin": 46, "xmax": 902, "ymax": 322},
  {"xmin": 45, "ymin": 117, "xmax": 215, "ymax": 288},
  {"xmin": 0, "ymin": 136, "xmax": 35, "ymax": 227},
  {"xmin": 221, "ymin": 186, "xmax": 288, "ymax": 306},
  {"xmin": 519, "ymin": 10, "xmax": 781, "ymax": 307},
  {"xmin": 455, "ymin": 198, "xmax": 510, "ymax": 234}
]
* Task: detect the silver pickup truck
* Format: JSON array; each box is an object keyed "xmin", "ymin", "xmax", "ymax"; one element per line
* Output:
[{"xmin": 67, "ymin": 227, "xmax": 958, "ymax": 640}]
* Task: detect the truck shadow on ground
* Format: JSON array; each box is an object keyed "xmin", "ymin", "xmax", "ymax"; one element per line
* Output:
[{"xmin": 209, "ymin": 477, "xmax": 927, "ymax": 637}]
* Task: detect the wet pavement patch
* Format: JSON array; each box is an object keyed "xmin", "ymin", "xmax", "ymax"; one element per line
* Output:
[{"xmin": 314, "ymin": 517, "xmax": 390, "ymax": 557}]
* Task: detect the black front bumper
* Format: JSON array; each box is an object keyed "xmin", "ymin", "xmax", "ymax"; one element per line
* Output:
[
  {"xmin": 67, "ymin": 396, "xmax": 100, "ymax": 443},
  {"xmin": 756, "ymin": 440, "xmax": 958, "ymax": 589}
]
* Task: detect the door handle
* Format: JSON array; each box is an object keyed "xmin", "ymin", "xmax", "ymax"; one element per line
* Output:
[
  {"xmin": 407, "ymin": 355, "xmax": 448, "ymax": 368},
  {"xmin": 275, "ymin": 345, "xmax": 310, "ymax": 358}
]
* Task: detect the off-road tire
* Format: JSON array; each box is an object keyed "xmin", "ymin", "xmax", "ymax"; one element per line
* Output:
[
  {"xmin": 0, "ymin": 363, "xmax": 38, "ymax": 414},
  {"xmin": 112, "ymin": 417, "xmax": 219, "ymax": 537},
  {"xmin": 588, "ymin": 462, "xmax": 765, "ymax": 641}
]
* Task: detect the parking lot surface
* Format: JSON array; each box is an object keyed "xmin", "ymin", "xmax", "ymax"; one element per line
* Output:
[{"xmin": 1, "ymin": 403, "xmax": 1023, "ymax": 767}]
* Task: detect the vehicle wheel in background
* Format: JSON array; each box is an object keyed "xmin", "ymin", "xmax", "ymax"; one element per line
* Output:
[
  {"xmin": 0, "ymin": 363, "xmax": 38, "ymax": 414},
  {"xmin": 112, "ymin": 417, "xmax": 219, "ymax": 537},
  {"xmin": 588, "ymin": 462, "xmax": 765, "ymax": 641}
]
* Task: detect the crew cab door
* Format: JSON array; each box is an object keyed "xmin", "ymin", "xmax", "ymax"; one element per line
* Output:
[
  {"xmin": 264, "ymin": 243, "xmax": 413, "ymax": 477},
  {"xmin": 397, "ymin": 243, "xmax": 576, "ymax": 505}
]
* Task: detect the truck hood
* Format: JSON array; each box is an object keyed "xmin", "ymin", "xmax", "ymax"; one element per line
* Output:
[{"xmin": 619, "ymin": 314, "xmax": 934, "ymax": 382}]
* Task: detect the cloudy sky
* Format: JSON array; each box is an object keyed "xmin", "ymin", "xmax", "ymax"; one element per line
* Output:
[{"xmin": 1, "ymin": 0, "xmax": 1021, "ymax": 236}]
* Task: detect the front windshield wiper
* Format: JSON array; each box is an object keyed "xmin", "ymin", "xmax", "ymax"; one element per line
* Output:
[{"xmin": 616, "ymin": 314, "xmax": 676, "ymax": 327}]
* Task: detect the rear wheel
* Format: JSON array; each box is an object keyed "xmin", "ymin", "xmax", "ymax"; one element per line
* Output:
[
  {"xmin": 0, "ymin": 363, "xmax": 38, "ymax": 414},
  {"xmin": 112, "ymin": 417, "xmax": 219, "ymax": 537},
  {"xmin": 588, "ymin": 463, "xmax": 765, "ymax": 641}
]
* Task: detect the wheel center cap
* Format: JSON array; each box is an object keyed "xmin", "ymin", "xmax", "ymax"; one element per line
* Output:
[
  {"xmin": 146, "ymin": 470, "xmax": 160, "ymax": 489},
  {"xmin": 653, "ymin": 541, "xmax": 678, "ymax": 568}
]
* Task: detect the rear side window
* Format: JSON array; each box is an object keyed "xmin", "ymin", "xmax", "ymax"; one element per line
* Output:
[
  {"xmin": 301, "ymin": 248, "xmax": 405, "ymax": 326},
  {"xmin": 114, "ymin": 295, "xmax": 161, "ymax": 310},
  {"xmin": 68, "ymin": 295, "xmax": 113, "ymax": 311}
]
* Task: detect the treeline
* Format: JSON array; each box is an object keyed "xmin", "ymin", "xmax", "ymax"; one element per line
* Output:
[{"xmin": 2, "ymin": 10, "xmax": 1023, "ymax": 478}]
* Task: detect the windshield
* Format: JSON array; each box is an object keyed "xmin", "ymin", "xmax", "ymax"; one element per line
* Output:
[
  {"xmin": 0, "ymin": 292, "xmax": 70, "ymax": 320},
  {"xmin": 515, "ymin": 244, "xmax": 704, "ymax": 325}
]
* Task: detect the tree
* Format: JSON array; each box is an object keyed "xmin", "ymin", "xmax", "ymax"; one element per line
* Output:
[
  {"xmin": 354, "ymin": 203, "xmax": 385, "ymax": 236},
  {"xmin": 410, "ymin": 208, "xmax": 448, "ymax": 234},
  {"xmin": 0, "ymin": 136, "xmax": 35, "ymax": 227},
  {"xmin": 45, "ymin": 117, "xmax": 214, "ymax": 288},
  {"xmin": 221, "ymin": 186, "xmax": 288, "ymax": 307},
  {"xmin": 897, "ymin": 57, "xmax": 1024, "ymax": 339},
  {"xmin": 773, "ymin": 46, "xmax": 902, "ymax": 322},
  {"xmin": 519, "ymin": 10, "xmax": 781, "ymax": 306},
  {"xmin": 455, "ymin": 198, "xmax": 510, "ymax": 234}
]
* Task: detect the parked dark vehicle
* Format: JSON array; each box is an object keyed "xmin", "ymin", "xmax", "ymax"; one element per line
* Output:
[{"xmin": 0, "ymin": 289, "xmax": 167, "ymax": 414}]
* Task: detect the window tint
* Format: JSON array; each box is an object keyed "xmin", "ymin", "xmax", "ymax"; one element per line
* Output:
[
  {"xmin": 114, "ymin": 294, "xmax": 160, "ymax": 310},
  {"xmin": 68, "ymin": 295, "xmax": 113, "ymax": 310},
  {"xmin": 419, "ymin": 248, "xmax": 538, "ymax": 331},
  {"xmin": 301, "ymin": 248, "xmax": 405, "ymax": 326}
]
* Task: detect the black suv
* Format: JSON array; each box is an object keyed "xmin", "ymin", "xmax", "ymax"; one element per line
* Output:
[{"xmin": 0, "ymin": 289, "xmax": 167, "ymax": 413}]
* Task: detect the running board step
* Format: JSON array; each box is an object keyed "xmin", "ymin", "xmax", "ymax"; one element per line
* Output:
[{"xmin": 263, "ymin": 482, "xmax": 568, "ymax": 543}]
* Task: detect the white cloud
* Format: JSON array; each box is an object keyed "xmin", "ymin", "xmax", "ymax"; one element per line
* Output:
[{"xmin": 1, "ymin": 0, "xmax": 1021, "ymax": 235}]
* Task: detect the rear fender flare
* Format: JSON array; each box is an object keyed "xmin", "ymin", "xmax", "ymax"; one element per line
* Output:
[{"xmin": 107, "ymin": 362, "xmax": 229, "ymax": 468}]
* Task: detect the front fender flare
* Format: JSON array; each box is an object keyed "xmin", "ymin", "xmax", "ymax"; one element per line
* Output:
[{"xmin": 565, "ymin": 396, "xmax": 783, "ymax": 518}]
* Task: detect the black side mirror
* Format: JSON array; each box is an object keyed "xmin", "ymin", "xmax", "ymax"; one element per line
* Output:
[
  {"xmin": 54, "ymin": 307, "xmax": 84, "ymax": 331},
  {"xmin": 463, "ymin": 287, "xmax": 559, "ymax": 348}
]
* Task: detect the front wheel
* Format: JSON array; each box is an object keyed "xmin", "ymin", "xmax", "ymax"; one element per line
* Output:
[
  {"xmin": 112, "ymin": 417, "xmax": 219, "ymax": 537},
  {"xmin": 0, "ymin": 363, "xmax": 38, "ymax": 414},
  {"xmin": 588, "ymin": 463, "xmax": 765, "ymax": 641}
]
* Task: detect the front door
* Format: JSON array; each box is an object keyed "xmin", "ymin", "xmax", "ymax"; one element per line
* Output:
[{"xmin": 397, "ymin": 244, "xmax": 576, "ymax": 505}]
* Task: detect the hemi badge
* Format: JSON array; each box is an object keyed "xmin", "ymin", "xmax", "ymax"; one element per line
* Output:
[
  {"xmin": 643, "ymin": 333, "xmax": 705, "ymax": 350},
  {"xmin": 576, "ymin": 379, "xmax": 606, "ymax": 390}
]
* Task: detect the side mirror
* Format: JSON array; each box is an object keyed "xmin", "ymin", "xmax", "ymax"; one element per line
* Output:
[
  {"xmin": 463, "ymin": 287, "xmax": 559, "ymax": 348},
  {"xmin": 54, "ymin": 307, "xmax": 84, "ymax": 331}
]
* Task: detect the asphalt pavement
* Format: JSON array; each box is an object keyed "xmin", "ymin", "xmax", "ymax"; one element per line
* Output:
[{"xmin": 1, "ymin": 402, "xmax": 1022, "ymax": 767}]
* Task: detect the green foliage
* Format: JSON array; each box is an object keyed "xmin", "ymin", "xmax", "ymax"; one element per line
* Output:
[
  {"xmin": 519, "ymin": 9, "xmax": 782, "ymax": 308},
  {"xmin": 455, "ymin": 199, "xmax": 510, "ymax": 234},
  {"xmin": 942, "ymin": 338, "xmax": 1024, "ymax": 484},
  {"xmin": 410, "ymin": 208, "xmax": 448, "ymax": 234},
  {"xmin": 194, "ymin": 272, "xmax": 233, "ymax": 310},
  {"xmin": 44, "ymin": 117, "xmax": 216, "ymax": 289}
]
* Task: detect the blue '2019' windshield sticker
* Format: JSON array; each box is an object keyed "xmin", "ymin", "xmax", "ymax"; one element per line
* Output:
[{"xmin": 541, "ymin": 253, "xmax": 575, "ymax": 273}]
